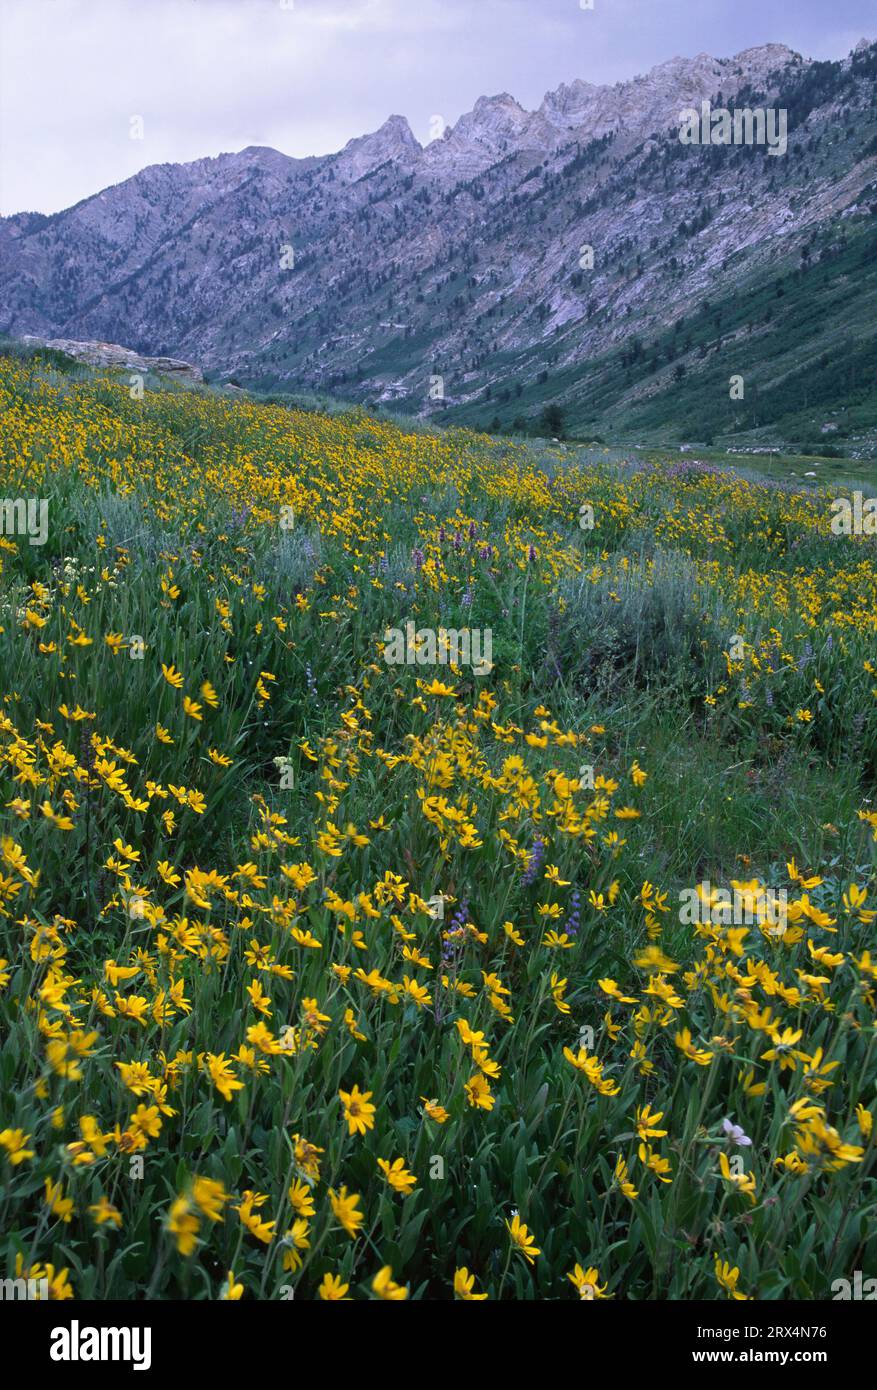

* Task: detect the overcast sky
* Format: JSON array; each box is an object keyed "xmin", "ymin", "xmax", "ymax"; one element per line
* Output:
[{"xmin": 0, "ymin": 0, "xmax": 873, "ymax": 215}]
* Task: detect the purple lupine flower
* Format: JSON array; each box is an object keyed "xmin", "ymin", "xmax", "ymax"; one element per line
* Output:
[
  {"xmin": 528, "ymin": 544, "xmax": 537, "ymax": 563},
  {"xmin": 462, "ymin": 586, "xmax": 473, "ymax": 609},
  {"xmin": 564, "ymin": 889, "xmax": 581, "ymax": 938},
  {"xmin": 447, "ymin": 898, "xmax": 469, "ymax": 936},
  {"xmin": 441, "ymin": 937, "xmax": 458, "ymax": 967},
  {"xmin": 664, "ymin": 460, "xmax": 725, "ymax": 483},
  {"xmin": 412, "ymin": 547, "xmax": 425, "ymax": 571},
  {"xmin": 521, "ymin": 837, "xmax": 545, "ymax": 887}
]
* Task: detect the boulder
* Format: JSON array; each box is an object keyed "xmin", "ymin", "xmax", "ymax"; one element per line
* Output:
[{"xmin": 20, "ymin": 336, "xmax": 203, "ymax": 384}]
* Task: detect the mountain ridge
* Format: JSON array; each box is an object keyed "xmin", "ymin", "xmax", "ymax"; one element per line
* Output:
[{"xmin": 2, "ymin": 38, "xmax": 876, "ymax": 450}]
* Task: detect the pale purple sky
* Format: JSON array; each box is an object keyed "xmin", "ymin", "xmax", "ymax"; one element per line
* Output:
[{"xmin": 0, "ymin": 0, "xmax": 873, "ymax": 215}]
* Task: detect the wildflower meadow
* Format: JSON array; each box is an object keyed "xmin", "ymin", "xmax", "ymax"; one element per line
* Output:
[{"xmin": 0, "ymin": 349, "xmax": 875, "ymax": 1305}]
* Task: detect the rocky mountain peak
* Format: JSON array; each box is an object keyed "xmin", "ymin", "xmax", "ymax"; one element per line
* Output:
[
  {"xmin": 424, "ymin": 93, "xmax": 546, "ymax": 176},
  {"xmin": 730, "ymin": 43, "xmax": 803, "ymax": 81},
  {"xmin": 334, "ymin": 114, "xmax": 421, "ymax": 180},
  {"xmin": 538, "ymin": 78, "xmax": 603, "ymax": 133}
]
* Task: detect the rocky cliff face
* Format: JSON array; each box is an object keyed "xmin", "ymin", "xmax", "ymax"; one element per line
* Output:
[{"xmin": 2, "ymin": 40, "xmax": 876, "ymax": 440}]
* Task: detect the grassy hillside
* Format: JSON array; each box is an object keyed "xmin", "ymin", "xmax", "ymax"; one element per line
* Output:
[
  {"xmin": 445, "ymin": 216, "xmax": 877, "ymax": 456},
  {"xmin": 0, "ymin": 350, "xmax": 875, "ymax": 1300}
]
